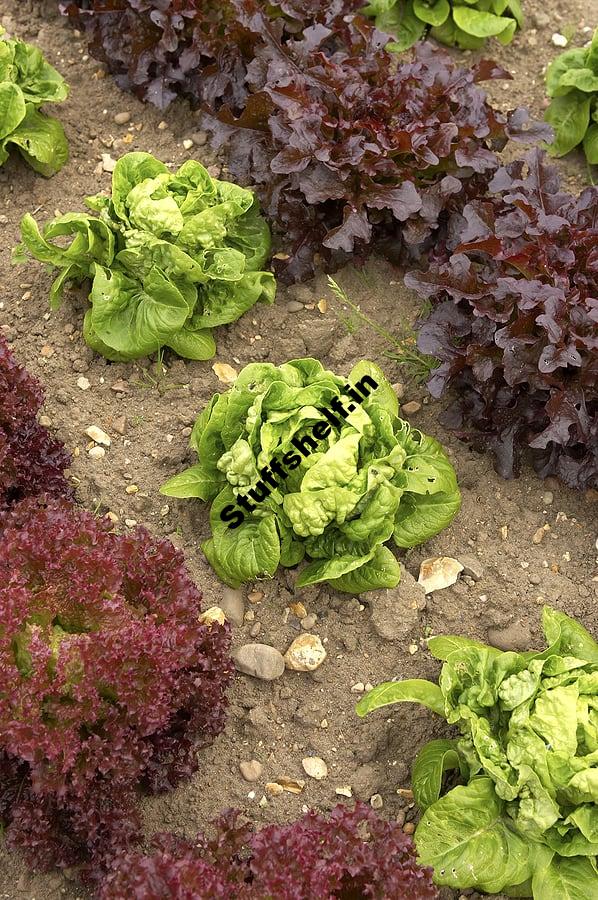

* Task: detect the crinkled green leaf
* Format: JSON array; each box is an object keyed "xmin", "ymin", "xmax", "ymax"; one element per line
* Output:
[
  {"xmin": 583, "ymin": 123, "xmax": 598, "ymax": 164},
  {"xmin": 532, "ymin": 855, "xmax": 598, "ymax": 900},
  {"xmin": 5, "ymin": 107, "xmax": 68, "ymax": 177},
  {"xmin": 326, "ymin": 544, "xmax": 401, "ymax": 593},
  {"xmin": 545, "ymin": 49, "xmax": 589, "ymax": 98},
  {"xmin": 0, "ymin": 81, "xmax": 25, "ymax": 140},
  {"xmin": 452, "ymin": 7, "xmax": 516, "ymax": 38},
  {"xmin": 356, "ymin": 678, "xmax": 445, "ymax": 717},
  {"xmin": 413, "ymin": 0, "xmax": 450, "ymax": 26},
  {"xmin": 412, "ymin": 739, "xmax": 461, "ymax": 811},
  {"xmin": 544, "ymin": 92, "xmax": 592, "ymax": 157},
  {"xmin": 415, "ymin": 778, "xmax": 533, "ymax": 893}
]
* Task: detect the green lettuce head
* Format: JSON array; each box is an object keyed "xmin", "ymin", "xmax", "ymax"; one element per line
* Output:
[
  {"xmin": 161, "ymin": 358, "xmax": 460, "ymax": 592},
  {"xmin": 357, "ymin": 606, "xmax": 598, "ymax": 899},
  {"xmin": 363, "ymin": 0, "xmax": 523, "ymax": 52},
  {"xmin": 0, "ymin": 26, "xmax": 68, "ymax": 176},
  {"xmin": 14, "ymin": 152, "xmax": 276, "ymax": 361}
]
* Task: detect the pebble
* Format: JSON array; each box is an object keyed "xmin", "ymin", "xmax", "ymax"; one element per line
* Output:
[
  {"xmin": 370, "ymin": 794, "xmax": 383, "ymax": 809},
  {"xmin": 418, "ymin": 557, "xmax": 463, "ymax": 593},
  {"xmin": 240, "ymin": 760, "xmax": 263, "ymax": 783},
  {"xmin": 199, "ymin": 607, "xmax": 226, "ymax": 626},
  {"xmin": 403, "ymin": 822, "xmax": 415, "ymax": 835},
  {"xmin": 543, "ymin": 491, "xmax": 554, "ymax": 505},
  {"xmin": 487, "ymin": 621, "xmax": 532, "ymax": 651},
  {"xmin": 458, "ymin": 555, "xmax": 484, "ymax": 581},
  {"xmin": 551, "ymin": 33, "xmax": 568, "ymax": 47},
  {"xmin": 85, "ymin": 425, "xmax": 111, "ymax": 446},
  {"xmin": 114, "ymin": 112, "xmax": 131, "ymax": 125},
  {"xmin": 335, "ymin": 785, "xmax": 353, "ymax": 798},
  {"xmin": 182, "ymin": 138, "xmax": 194, "ymax": 150},
  {"xmin": 401, "ymin": 400, "xmax": 421, "ymax": 415},
  {"xmin": 286, "ymin": 300, "xmax": 304, "ymax": 313},
  {"xmin": 220, "ymin": 587, "xmax": 245, "ymax": 626},
  {"xmin": 302, "ymin": 757, "xmax": 328, "ymax": 780},
  {"xmin": 88, "ymin": 446, "xmax": 105, "ymax": 460},
  {"xmin": 533, "ymin": 525, "xmax": 550, "ymax": 544},
  {"xmin": 77, "ymin": 376, "xmax": 91, "ymax": 391},
  {"xmin": 249, "ymin": 622, "xmax": 261, "ymax": 638},
  {"xmin": 364, "ymin": 568, "xmax": 422, "ymax": 641},
  {"xmin": 102, "ymin": 153, "xmax": 117, "ymax": 172},
  {"xmin": 113, "ymin": 416, "xmax": 127, "ymax": 435},
  {"xmin": 300, "ymin": 613, "xmax": 317, "ymax": 630},
  {"xmin": 39, "ymin": 415, "xmax": 51, "ymax": 427},
  {"xmin": 351, "ymin": 682, "xmax": 365, "ymax": 693},
  {"xmin": 233, "ymin": 643, "xmax": 285, "ymax": 681},
  {"xmin": 191, "ymin": 131, "xmax": 208, "ymax": 146},
  {"xmin": 284, "ymin": 634, "xmax": 327, "ymax": 671},
  {"xmin": 111, "ymin": 379, "xmax": 129, "ymax": 393}
]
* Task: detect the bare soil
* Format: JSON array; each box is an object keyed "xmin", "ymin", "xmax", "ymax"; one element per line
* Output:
[{"xmin": 0, "ymin": 1, "xmax": 597, "ymax": 898}]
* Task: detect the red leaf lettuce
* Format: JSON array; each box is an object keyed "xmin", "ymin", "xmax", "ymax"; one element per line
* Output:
[{"xmin": 406, "ymin": 150, "xmax": 598, "ymax": 490}]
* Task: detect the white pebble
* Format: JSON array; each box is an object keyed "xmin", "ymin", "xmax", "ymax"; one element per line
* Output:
[
  {"xmin": 551, "ymin": 33, "xmax": 568, "ymax": 47},
  {"xmin": 88, "ymin": 446, "xmax": 105, "ymax": 460},
  {"xmin": 77, "ymin": 376, "xmax": 91, "ymax": 390},
  {"xmin": 85, "ymin": 425, "xmax": 111, "ymax": 446}
]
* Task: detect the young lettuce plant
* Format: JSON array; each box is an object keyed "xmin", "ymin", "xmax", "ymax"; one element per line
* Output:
[
  {"xmin": 357, "ymin": 606, "xmax": 598, "ymax": 900},
  {"xmin": 14, "ymin": 151, "xmax": 275, "ymax": 361},
  {"xmin": 100, "ymin": 803, "xmax": 439, "ymax": 899},
  {"xmin": 363, "ymin": 0, "xmax": 524, "ymax": 52},
  {"xmin": 0, "ymin": 498, "xmax": 232, "ymax": 881},
  {"xmin": 161, "ymin": 358, "xmax": 460, "ymax": 592},
  {"xmin": 0, "ymin": 26, "xmax": 68, "ymax": 175},
  {"xmin": 544, "ymin": 27, "xmax": 598, "ymax": 164},
  {"xmin": 0, "ymin": 335, "xmax": 72, "ymax": 522}
]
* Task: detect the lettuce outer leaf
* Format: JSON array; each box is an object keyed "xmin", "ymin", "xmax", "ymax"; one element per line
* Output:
[{"xmin": 416, "ymin": 778, "xmax": 534, "ymax": 893}]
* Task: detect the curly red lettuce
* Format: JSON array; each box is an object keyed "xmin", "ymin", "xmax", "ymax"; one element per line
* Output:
[
  {"xmin": 100, "ymin": 803, "xmax": 439, "ymax": 899},
  {"xmin": 406, "ymin": 149, "xmax": 598, "ymax": 490},
  {"xmin": 0, "ymin": 335, "xmax": 72, "ymax": 521},
  {"xmin": 0, "ymin": 497, "xmax": 232, "ymax": 881}
]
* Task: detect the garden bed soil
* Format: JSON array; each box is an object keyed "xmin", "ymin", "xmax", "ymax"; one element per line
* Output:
[{"xmin": 0, "ymin": 1, "xmax": 597, "ymax": 898}]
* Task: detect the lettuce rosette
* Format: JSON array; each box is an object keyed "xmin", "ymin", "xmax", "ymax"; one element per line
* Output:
[
  {"xmin": 14, "ymin": 152, "xmax": 275, "ymax": 361},
  {"xmin": 0, "ymin": 26, "xmax": 68, "ymax": 176},
  {"xmin": 161, "ymin": 358, "xmax": 460, "ymax": 592},
  {"xmin": 358, "ymin": 606, "xmax": 598, "ymax": 899}
]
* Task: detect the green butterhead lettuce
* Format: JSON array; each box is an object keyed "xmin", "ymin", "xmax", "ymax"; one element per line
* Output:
[
  {"xmin": 14, "ymin": 152, "xmax": 275, "ymax": 361},
  {"xmin": 0, "ymin": 27, "xmax": 68, "ymax": 175},
  {"xmin": 357, "ymin": 607, "xmax": 598, "ymax": 898},
  {"xmin": 544, "ymin": 28, "xmax": 598, "ymax": 164},
  {"xmin": 161, "ymin": 358, "xmax": 460, "ymax": 591},
  {"xmin": 363, "ymin": 0, "xmax": 523, "ymax": 51}
]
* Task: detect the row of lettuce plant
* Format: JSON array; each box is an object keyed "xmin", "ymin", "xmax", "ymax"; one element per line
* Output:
[{"xmin": 47, "ymin": 3, "xmax": 596, "ymax": 492}]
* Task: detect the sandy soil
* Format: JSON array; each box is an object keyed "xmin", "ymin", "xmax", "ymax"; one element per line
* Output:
[{"xmin": 0, "ymin": 0, "xmax": 597, "ymax": 898}]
